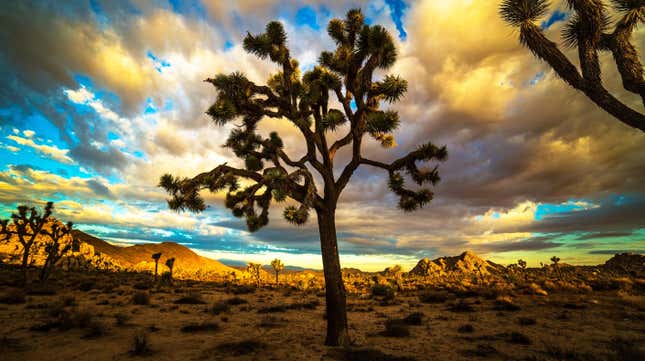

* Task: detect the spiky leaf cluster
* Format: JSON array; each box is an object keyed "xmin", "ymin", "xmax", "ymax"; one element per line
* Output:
[
  {"xmin": 388, "ymin": 143, "xmax": 448, "ymax": 212},
  {"xmin": 500, "ymin": 0, "xmax": 645, "ymax": 131},
  {"xmin": 499, "ymin": 0, "xmax": 550, "ymax": 27}
]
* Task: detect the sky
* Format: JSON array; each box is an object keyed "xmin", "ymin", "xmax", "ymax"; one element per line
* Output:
[{"xmin": 0, "ymin": 0, "xmax": 643, "ymax": 271}]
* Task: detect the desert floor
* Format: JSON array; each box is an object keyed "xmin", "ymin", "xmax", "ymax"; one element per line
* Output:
[{"xmin": 0, "ymin": 271, "xmax": 643, "ymax": 361}]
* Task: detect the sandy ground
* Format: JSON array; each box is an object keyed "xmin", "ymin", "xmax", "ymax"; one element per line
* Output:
[{"xmin": 0, "ymin": 270, "xmax": 643, "ymax": 361}]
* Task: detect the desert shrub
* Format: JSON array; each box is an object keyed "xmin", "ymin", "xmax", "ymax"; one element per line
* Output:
[
  {"xmin": 225, "ymin": 296, "xmax": 248, "ymax": 305},
  {"xmin": 229, "ymin": 285, "xmax": 255, "ymax": 295},
  {"xmin": 381, "ymin": 319, "xmax": 410, "ymax": 337},
  {"xmin": 462, "ymin": 344, "xmax": 498, "ymax": 358},
  {"xmin": 27, "ymin": 284, "xmax": 57, "ymax": 296},
  {"xmin": 371, "ymin": 284, "xmax": 395, "ymax": 300},
  {"xmin": 115, "ymin": 312, "xmax": 131, "ymax": 327},
  {"xmin": 61, "ymin": 295, "xmax": 77, "ymax": 307},
  {"xmin": 174, "ymin": 292, "xmax": 205, "ymax": 304},
  {"xmin": 457, "ymin": 324, "xmax": 475, "ymax": 333},
  {"xmin": 257, "ymin": 304, "xmax": 287, "ymax": 313},
  {"xmin": 210, "ymin": 301, "xmax": 230, "ymax": 315},
  {"xmin": 517, "ymin": 317, "xmax": 536, "ymax": 326},
  {"xmin": 563, "ymin": 302, "xmax": 587, "ymax": 310},
  {"xmin": 0, "ymin": 289, "xmax": 26, "ymax": 304},
  {"xmin": 132, "ymin": 282, "xmax": 150, "ymax": 290},
  {"xmin": 544, "ymin": 345, "xmax": 600, "ymax": 361},
  {"xmin": 216, "ymin": 339, "xmax": 266, "ymax": 356},
  {"xmin": 75, "ymin": 310, "xmax": 95, "ymax": 328},
  {"xmin": 130, "ymin": 330, "xmax": 152, "ymax": 356},
  {"xmin": 402, "ymin": 312, "xmax": 424, "ymax": 326},
  {"xmin": 507, "ymin": 331, "xmax": 531, "ymax": 345},
  {"xmin": 82, "ymin": 319, "xmax": 107, "ymax": 339},
  {"xmin": 447, "ymin": 299, "xmax": 475, "ymax": 313},
  {"xmin": 419, "ymin": 290, "xmax": 449, "ymax": 304},
  {"xmin": 258, "ymin": 315, "xmax": 285, "ymax": 328},
  {"xmin": 132, "ymin": 292, "xmax": 150, "ymax": 305},
  {"xmin": 180, "ymin": 322, "xmax": 219, "ymax": 333},
  {"xmin": 79, "ymin": 281, "xmax": 95, "ymax": 292}
]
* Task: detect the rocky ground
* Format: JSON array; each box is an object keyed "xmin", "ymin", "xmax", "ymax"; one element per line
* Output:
[{"xmin": 0, "ymin": 265, "xmax": 643, "ymax": 361}]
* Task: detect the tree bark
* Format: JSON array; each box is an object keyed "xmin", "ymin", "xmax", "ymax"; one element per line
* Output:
[
  {"xmin": 316, "ymin": 207, "xmax": 350, "ymax": 346},
  {"xmin": 21, "ymin": 246, "xmax": 30, "ymax": 285}
]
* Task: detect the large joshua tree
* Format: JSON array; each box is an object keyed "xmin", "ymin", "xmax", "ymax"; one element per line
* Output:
[
  {"xmin": 500, "ymin": 0, "xmax": 644, "ymax": 131},
  {"xmin": 0, "ymin": 202, "xmax": 54, "ymax": 284},
  {"xmin": 159, "ymin": 9, "xmax": 447, "ymax": 346}
]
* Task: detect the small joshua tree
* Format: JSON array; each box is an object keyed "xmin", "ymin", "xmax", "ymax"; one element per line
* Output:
[
  {"xmin": 39, "ymin": 221, "xmax": 73, "ymax": 282},
  {"xmin": 165, "ymin": 257, "xmax": 175, "ymax": 281},
  {"xmin": 518, "ymin": 259, "xmax": 528, "ymax": 281},
  {"xmin": 474, "ymin": 262, "xmax": 485, "ymax": 284},
  {"xmin": 270, "ymin": 258, "xmax": 284, "ymax": 284},
  {"xmin": 0, "ymin": 202, "xmax": 54, "ymax": 285},
  {"xmin": 247, "ymin": 262, "xmax": 262, "ymax": 287},
  {"xmin": 151, "ymin": 252, "xmax": 162, "ymax": 280},
  {"xmin": 159, "ymin": 9, "xmax": 447, "ymax": 345},
  {"xmin": 500, "ymin": 0, "xmax": 644, "ymax": 131},
  {"xmin": 550, "ymin": 256, "xmax": 562, "ymax": 279}
]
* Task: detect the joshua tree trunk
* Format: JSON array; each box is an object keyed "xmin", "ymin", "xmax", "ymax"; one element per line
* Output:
[
  {"xmin": 316, "ymin": 207, "xmax": 349, "ymax": 347},
  {"xmin": 20, "ymin": 248, "xmax": 30, "ymax": 285},
  {"xmin": 274, "ymin": 271, "xmax": 279, "ymax": 284},
  {"xmin": 154, "ymin": 261, "xmax": 158, "ymax": 280}
]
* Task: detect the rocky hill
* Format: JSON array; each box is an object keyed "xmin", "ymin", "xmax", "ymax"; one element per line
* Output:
[
  {"xmin": 71, "ymin": 230, "xmax": 235, "ymax": 275},
  {"xmin": 409, "ymin": 251, "xmax": 505, "ymax": 276},
  {"xmin": 603, "ymin": 252, "xmax": 645, "ymax": 276}
]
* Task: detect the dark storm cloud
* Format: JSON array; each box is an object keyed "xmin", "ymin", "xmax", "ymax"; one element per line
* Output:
[
  {"xmin": 69, "ymin": 144, "xmax": 130, "ymax": 174},
  {"xmin": 519, "ymin": 197, "xmax": 645, "ymax": 234},
  {"xmin": 473, "ymin": 237, "xmax": 562, "ymax": 253},
  {"xmin": 588, "ymin": 249, "xmax": 644, "ymax": 255},
  {"xmin": 576, "ymin": 231, "xmax": 634, "ymax": 241},
  {"xmin": 9, "ymin": 164, "xmax": 42, "ymax": 173},
  {"xmin": 85, "ymin": 179, "xmax": 114, "ymax": 198}
]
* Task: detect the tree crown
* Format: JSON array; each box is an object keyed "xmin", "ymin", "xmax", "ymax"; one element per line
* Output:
[{"xmin": 160, "ymin": 8, "xmax": 447, "ymax": 232}]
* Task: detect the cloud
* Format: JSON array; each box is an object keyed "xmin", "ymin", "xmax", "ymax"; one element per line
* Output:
[
  {"xmin": 6, "ymin": 134, "xmax": 74, "ymax": 164},
  {"xmin": 0, "ymin": 0, "xmax": 643, "ymax": 269}
]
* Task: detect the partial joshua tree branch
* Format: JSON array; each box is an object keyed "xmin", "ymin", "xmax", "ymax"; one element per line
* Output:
[{"xmin": 500, "ymin": 0, "xmax": 645, "ymax": 131}]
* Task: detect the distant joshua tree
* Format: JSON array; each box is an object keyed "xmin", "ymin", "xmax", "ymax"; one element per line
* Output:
[
  {"xmin": 165, "ymin": 257, "xmax": 175, "ymax": 281},
  {"xmin": 500, "ymin": 0, "xmax": 644, "ymax": 131},
  {"xmin": 247, "ymin": 262, "xmax": 262, "ymax": 287},
  {"xmin": 39, "ymin": 221, "xmax": 73, "ymax": 282},
  {"xmin": 159, "ymin": 8, "xmax": 446, "ymax": 346},
  {"xmin": 550, "ymin": 256, "xmax": 562, "ymax": 279},
  {"xmin": 518, "ymin": 259, "xmax": 528, "ymax": 281},
  {"xmin": 151, "ymin": 252, "xmax": 162, "ymax": 280},
  {"xmin": 0, "ymin": 202, "xmax": 54, "ymax": 284},
  {"xmin": 270, "ymin": 258, "xmax": 284, "ymax": 284}
]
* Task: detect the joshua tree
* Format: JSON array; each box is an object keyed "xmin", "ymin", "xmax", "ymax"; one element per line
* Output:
[
  {"xmin": 550, "ymin": 255, "xmax": 562, "ymax": 279},
  {"xmin": 39, "ymin": 221, "xmax": 73, "ymax": 282},
  {"xmin": 270, "ymin": 258, "xmax": 284, "ymax": 284},
  {"xmin": 518, "ymin": 258, "xmax": 528, "ymax": 281},
  {"xmin": 0, "ymin": 202, "xmax": 54, "ymax": 284},
  {"xmin": 247, "ymin": 262, "xmax": 262, "ymax": 287},
  {"xmin": 500, "ymin": 0, "xmax": 644, "ymax": 131},
  {"xmin": 165, "ymin": 257, "xmax": 175, "ymax": 281},
  {"xmin": 151, "ymin": 252, "xmax": 162, "ymax": 280},
  {"xmin": 159, "ymin": 9, "xmax": 446, "ymax": 346}
]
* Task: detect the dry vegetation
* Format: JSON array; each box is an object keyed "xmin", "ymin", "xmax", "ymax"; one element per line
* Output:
[{"xmin": 0, "ymin": 251, "xmax": 643, "ymax": 361}]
